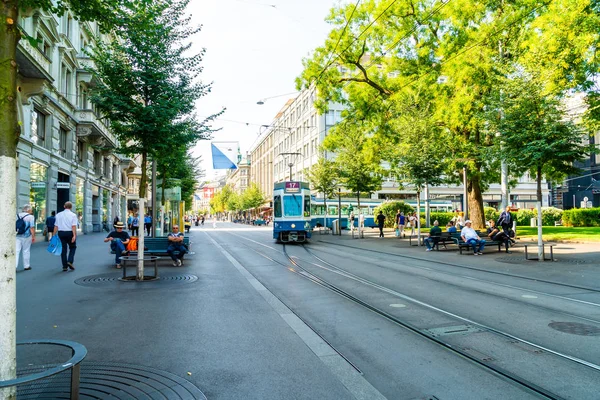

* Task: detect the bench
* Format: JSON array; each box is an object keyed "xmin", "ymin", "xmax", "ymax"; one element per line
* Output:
[
  {"xmin": 112, "ymin": 237, "xmax": 191, "ymax": 261},
  {"xmin": 450, "ymin": 232, "xmax": 505, "ymax": 254},
  {"xmin": 420, "ymin": 232, "xmax": 456, "ymax": 250},
  {"xmin": 523, "ymin": 243, "xmax": 557, "ymax": 261}
]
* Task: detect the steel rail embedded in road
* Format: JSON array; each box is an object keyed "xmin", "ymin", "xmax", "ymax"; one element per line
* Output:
[{"xmin": 314, "ymin": 240, "xmax": 600, "ymax": 293}]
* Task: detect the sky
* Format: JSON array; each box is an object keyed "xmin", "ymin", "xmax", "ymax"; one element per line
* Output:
[{"xmin": 187, "ymin": 0, "xmax": 338, "ymax": 181}]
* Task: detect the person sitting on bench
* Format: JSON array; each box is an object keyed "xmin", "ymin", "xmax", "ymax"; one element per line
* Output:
[
  {"xmin": 487, "ymin": 220, "xmax": 511, "ymax": 254},
  {"xmin": 167, "ymin": 225, "xmax": 188, "ymax": 266},
  {"xmin": 461, "ymin": 220, "xmax": 485, "ymax": 255},
  {"xmin": 104, "ymin": 221, "xmax": 130, "ymax": 269},
  {"xmin": 424, "ymin": 220, "xmax": 442, "ymax": 251}
]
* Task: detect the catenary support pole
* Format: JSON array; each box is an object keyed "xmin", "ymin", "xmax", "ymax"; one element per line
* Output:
[
  {"xmin": 151, "ymin": 160, "xmax": 157, "ymax": 238},
  {"xmin": 463, "ymin": 166, "xmax": 468, "ymax": 220},
  {"xmin": 338, "ymin": 188, "xmax": 342, "ymax": 236}
]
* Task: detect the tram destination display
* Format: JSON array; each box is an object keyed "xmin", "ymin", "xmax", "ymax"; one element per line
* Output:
[{"xmin": 284, "ymin": 182, "xmax": 300, "ymax": 193}]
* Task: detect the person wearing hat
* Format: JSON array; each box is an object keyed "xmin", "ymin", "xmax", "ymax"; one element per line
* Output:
[
  {"xmin": 460, "ymin": 220, "xmax": 485, "ymax": 255},
  {"xmin": 104, "ymin": 221, "xmax": 131, "ymax": 268}
]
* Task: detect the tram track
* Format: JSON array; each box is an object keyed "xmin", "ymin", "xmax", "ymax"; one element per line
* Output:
[
  {"xmin": 212, "ymin": 229, "xmax": 600, "ymax": 399},
  {"xmin": 312, "ymin": 239, "xmax": 600, "ymax": 294}
]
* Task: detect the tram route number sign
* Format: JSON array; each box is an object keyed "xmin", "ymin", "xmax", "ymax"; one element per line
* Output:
[{"xmin": 285, "ymin": 182, "xmax": 300, "ymax": 193}]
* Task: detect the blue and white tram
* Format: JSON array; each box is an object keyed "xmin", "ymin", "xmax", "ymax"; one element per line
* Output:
[{"xmin": 273, "ymin": 181, "xmax": 312, "ymax": 243}]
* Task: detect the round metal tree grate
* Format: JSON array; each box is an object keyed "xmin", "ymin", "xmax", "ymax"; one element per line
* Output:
[
  {"xmin": 548, "ymin": 321, "xmax": 600, "ymax": 336},
  {"xmin": 17, "ymin": 361, "xmax": 206, "ymax": 399},
  {"xmin": 75, "ymin": 272, "xmax": 198, "ymax": 288}
]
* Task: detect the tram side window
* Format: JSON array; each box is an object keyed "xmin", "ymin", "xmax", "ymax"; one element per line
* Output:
[
  {"xmin": 274, "ymin": 195, "xmax": 282, "ymax": 218},
  {"xmin": 304, "ymin": 196, "xmax": 311, "ymax": 217},
  {"xmin": 283, "ymin": 195, "xmax": 302, "ymax": 217}
]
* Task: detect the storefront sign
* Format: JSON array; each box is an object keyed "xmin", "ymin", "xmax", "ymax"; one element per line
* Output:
[
  {"xmin": 31, "ymin": 182, "xmax": 46, "ymax": 188},
  {"xmin": 56, "ymin": 182, "xmax": 71, "ymax": 189}
]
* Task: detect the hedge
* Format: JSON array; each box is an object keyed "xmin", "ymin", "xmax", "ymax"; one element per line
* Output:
[
  {"xmin": 562, "ymin": 207, "xmax": 600, "ymax": 227},
  {"xmin": 375, "ymin": 201, "xmax": 414, "ymax": 228}
]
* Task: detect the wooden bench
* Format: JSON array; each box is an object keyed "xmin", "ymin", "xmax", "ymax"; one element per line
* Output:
[
  {"xmin": 450, "ymin": 232, "xmax": 505, "ymax": 254},
  {"xmin": 112, "ymin": 237, "xmax": 191, "ymax": 260}
]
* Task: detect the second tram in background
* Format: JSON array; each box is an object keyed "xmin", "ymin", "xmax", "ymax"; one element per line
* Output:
[{"xmin": 272, "ymin": 181, "xmax": 312, "ymax": 243}]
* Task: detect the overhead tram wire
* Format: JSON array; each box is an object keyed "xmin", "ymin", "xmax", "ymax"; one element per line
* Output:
[
  {"xmin": 312, "ymin": 0, "xmax": 401, "ymax": 86},
  {"xmin": 314, "ymin": 0, "xmax": 362, "ymax": 84}
]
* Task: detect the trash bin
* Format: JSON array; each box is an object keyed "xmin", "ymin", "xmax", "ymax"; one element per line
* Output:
[
  {"xmin": 530, "ymin": 218, "xmax": 537, "ymax": 227},
  {"xmin": 331, "ymin": 219, "xmax": 340, "ymax": 235}
]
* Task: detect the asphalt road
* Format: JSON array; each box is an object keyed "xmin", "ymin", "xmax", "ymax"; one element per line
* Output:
[{"xmin": 14, "ymin": 222, "xmax": 600, "ymax": 399}]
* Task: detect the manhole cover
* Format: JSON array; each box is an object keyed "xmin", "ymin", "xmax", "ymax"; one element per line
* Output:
[
  {"xmin": 17, "ymin": 361, "xmax": 206, "ymax": 399},
  {"xmin": 75, "ymin": 272, "xmax": 198, "ymax": 288},
  {"xmin": 548, "ymin": 321, "xmax": 600, "ymax": 336}
]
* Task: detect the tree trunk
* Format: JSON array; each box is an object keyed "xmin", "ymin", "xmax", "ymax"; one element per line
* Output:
[
  {"xmin": 0, "ymin": 2, "xmax": 20, "ymax": 397},
  {"xmin": 357, "ymin": 192, "xmax": 362, "ymax": 238},
  {"xmin": 137, "ymin": 152, "xmax": 148, "ymax": 280},
  {"xmin": 467, "ymin": 174, "xmax": 486, "ymax": 231},
  {"xmin": 536, "ymin": 166, "xmax": 544, "ymax": 261}
]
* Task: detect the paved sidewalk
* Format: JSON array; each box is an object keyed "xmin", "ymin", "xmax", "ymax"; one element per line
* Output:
[
  {"xmin": 312, "ymin": 227, "xmax": 600, "ymax": 290},
  {"xmin": 14, "ymin": 228, "xmax": 366, "ymax": 399}
]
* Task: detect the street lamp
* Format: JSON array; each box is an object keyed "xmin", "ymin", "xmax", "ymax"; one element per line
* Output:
[{"xmin": 279, "ymin": 152, "xmax": 302, "ymax": 181}]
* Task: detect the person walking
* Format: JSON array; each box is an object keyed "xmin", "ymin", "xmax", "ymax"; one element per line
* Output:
[
  {"xmin": 104, "ymin": 221, "xmax": 130, "ymax": 269},
  {"xmin": 398, "ymin": 212, "xmax": 406, "ymax": 237},
  {"xmin": 497, "ymin": 206, "xmax": 513, "ymax": 234},
  {"xmin": 408, "ymin": 212, "xmax": 418, "ymax": 236},
  {"xmin": 44, "ymin": 211, "xmax": 56, "ymax": 241},
  {"xmin": 53, "ymin": 201, "xmax": 78, "ymax": 271},
  {"xmin": 16, "ymin": 204, "xmax": 36, "ymax": 271},
  {"xmin": 144, "ymin": 214, "xmax": 152, "ymax": 236},
  {"xmin": 376, "ymin": 211, "xmax": 386, "ymax": 238},
  {"xmin": 131, "ymin": 213, "xmax": 140, "ymax": 237}
]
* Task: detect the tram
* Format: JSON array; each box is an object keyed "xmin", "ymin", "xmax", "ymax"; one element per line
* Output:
[
  {"xmin": 272, "ymin": 181, "xmax": 312, "ymax": 243},
  {"xmin": 310, "ymin": 198, "xmax": 454, "ymax": 230}
]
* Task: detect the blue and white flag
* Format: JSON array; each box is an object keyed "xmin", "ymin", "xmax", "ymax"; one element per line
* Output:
[{"xmin": 211, "ymin": 142, "xmax": 239, "ymax": 169}]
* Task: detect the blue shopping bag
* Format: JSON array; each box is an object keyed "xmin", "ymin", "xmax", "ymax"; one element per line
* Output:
[{"xmin": 47, "ymin": 235, "xmax": 62, "ymax": 256}]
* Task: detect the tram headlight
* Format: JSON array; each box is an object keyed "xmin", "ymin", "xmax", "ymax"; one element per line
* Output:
[{"xmin": 291, "ymin": 223, "xmax": 296, "ymax": 228}]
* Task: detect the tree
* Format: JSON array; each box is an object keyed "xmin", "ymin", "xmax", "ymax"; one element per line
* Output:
[
  {"xmin": 1, "ymin": 1, "xmax": 126, "ymax": 396},
  {"xmin": 89, "ymin": 0, "xmax": 219, "ymax": 280},
  {"xmin": 487, "ymin": 73, "xmax": 590, "ymax": 260},
  {"xmin": 323, "ymin": 125, "xmax": 382, "ymax": 236},
  {"xmin": 305, "ymin": 157, "xmax": 339, "ymax": 229},
  {"xmin": 297, "ymin": 0, "xmax": 600, "ymax": 231},
  {"xmin": 241, "ymin": 183, "xmax": 267, "ymax": 213},
  {"xmin": 379, "ymin": 93, "xmax": 452, "ymax": 241}
]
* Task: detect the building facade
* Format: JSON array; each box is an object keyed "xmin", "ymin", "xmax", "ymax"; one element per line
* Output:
[
  {"xmin": 16, "ymin": 10, "xmax": 132, "ymax": 233},
  {"xmin": 248, "ymin": 86, "xmax": 551, "ymax": 210}
]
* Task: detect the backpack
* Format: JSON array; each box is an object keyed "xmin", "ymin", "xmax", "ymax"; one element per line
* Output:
[{"xmin": 16, "ymin": 214, "xmax": 28, "ymax": 235}]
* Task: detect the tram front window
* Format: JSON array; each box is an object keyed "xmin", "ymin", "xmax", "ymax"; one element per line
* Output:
[
  {"xmin": 274, "ymin": 195, "xmax": 282, "ymax": 217},
  {"xmin": 283, "ymin": 195, "xmax": 302, "ymax": 217}
]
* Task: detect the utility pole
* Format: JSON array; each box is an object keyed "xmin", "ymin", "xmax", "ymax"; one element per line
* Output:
[
  {"xmin": 279, "ymin": 152, "xmax": 302, "ymax": 181},
  {"xmin": 499, "ymin": 38, "xmax": 509, "ymax": 210}
]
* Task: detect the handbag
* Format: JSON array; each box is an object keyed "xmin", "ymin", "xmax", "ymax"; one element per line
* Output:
[{"xmin": 46, "ymin": 235, "xmax": 62, "ymax": 256}]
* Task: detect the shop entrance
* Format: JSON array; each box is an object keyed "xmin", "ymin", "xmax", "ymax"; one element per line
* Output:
[{"xmin": 57, "ymin": 173, "xmax": 70, "ymax": 212}]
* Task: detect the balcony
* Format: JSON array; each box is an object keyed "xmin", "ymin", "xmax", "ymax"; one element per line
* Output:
[
  {"xmin": 16, "ymin": 39, "xmax": 53, "ymax": 81},
  {"xmin": 75, "ymin": 110, "xmax": 118, "ymax": 148}
]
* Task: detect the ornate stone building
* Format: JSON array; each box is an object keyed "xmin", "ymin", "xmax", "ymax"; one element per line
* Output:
[{"xmin": 15, "ymin": 10, "xmax": 134, "ymax": 233}]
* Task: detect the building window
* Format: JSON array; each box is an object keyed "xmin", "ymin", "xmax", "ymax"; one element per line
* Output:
[
  {"xmin": 59, "ymin": 127, "xmax": 68, "ymax": 157},
  {"xmin": 94, "ymin": 151, "xmax": 101, "ymax": 173},
  {"xmin": 325, "ymin": 110, "xmax": 335, "ymax": 125},
  {"xmin": 64, "ymin": 67, "xmax": 72, "ymax": 102},
  {"xmin": 77, "ymin": 140, "xmax": 85, "ymax": 164},
  {"xmin": 104, "ymin": 158, "xmax": 110, "ymax": 178},
  {"xmin": 31, "ymin": 109, "xmax": 46, "ymax": 146},
  {"xmin": 79, "ymin": 84, "xmax": 88, "ymax": 109}
]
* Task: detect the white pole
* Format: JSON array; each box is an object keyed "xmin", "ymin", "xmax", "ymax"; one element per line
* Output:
[
  {"xmin": 417, "ymin": 192, "xmax": 422, "ymax": 246},
  {"xmin": 137, "ymin": 198, "xmax": 145, "ymax": 280},
  {"xmin": 0, "ymin": 156, "xmax": 17, "ymax": 399}
]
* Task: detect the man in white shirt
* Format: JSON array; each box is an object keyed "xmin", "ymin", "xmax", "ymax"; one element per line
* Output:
[
  {"xmin": 460, "ymin": 220, "xmax": 485, "ymax": 255},
  {"xmin": 16, "ymin": 204, "xmax": 36, "ymax": 271},
  {"xmin": 53, "ymin": 201, "xmax": 78, "ymax": 271}
]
